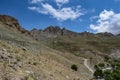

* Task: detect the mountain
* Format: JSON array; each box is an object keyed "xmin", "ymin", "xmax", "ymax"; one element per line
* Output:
[
  {"xmin": 0, "ymin": 15, "xmax": 120, "ymax": 80},
  {"xmin": 30, "ymin": 26, "xmax": 78, "ymax": 40},
  {"xmin": 30, "ymin": 25, "xmax": 120, "ymax": 57},
  {"xmin": 0, "ymin": 15, "xmax": 92, "ymax": 80},
  {"xmin": 0, "ymin": 15, "xmax": 30, "ymax": 35}
]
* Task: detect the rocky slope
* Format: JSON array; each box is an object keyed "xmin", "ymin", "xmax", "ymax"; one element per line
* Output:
[
  {"xmin": 0, "ymin": 15, "xmax": 30, "ymax": 35},
  {"xmin": 0, "ymin": 15, "xmax": 94, "ymax": 80},
  {"xmin": 0, "ymin": 14, "xmax": 120, "ymax": 80},
  {"xmin": 30, "ymin": 25, "xmax": 120, "ymax": 58}
]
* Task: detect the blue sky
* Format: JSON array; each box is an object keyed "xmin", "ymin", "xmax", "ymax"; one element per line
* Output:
[{"xmin": 0, "ymin": 0, "xmax": 120, "ymax": 34}]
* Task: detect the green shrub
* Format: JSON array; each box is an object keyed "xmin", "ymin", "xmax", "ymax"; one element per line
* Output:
[
  {"xmin": 28, "ymin": 61, "xmax": 31, "ymax": 64},
  {"xmin": 94, "ymin": 65, "xmax": 98, "ymax": 69},
  {"xmin": 3, "ymin": 77, "xmax": 9, "ymax": 80},
  {"xmin": 17, "ymin": 58, "xmax": 21, "ymax": 62},
  {"xmin": 94, "ymin": 68, "xmax": 104, "ymax": 79},
  {"xmin": 71, "ymin": 64, "xmax": 78, "ymax": 71},
  {"xmin": 33, "ymin": 62, "xmax": 37, "ymax": 65},
  {"xmin": 24, "ymin": 76, "xmax": 29, "ymax": 80},
  {"xmin": 98, "ymin": 63, "xmax": 105, "ymax": 68},
  {"xmin": 104, "ymin": 56, "xmax": 109, "ymax": 62}
]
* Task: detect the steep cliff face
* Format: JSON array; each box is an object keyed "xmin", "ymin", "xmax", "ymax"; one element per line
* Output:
[{"xmin": 0, "ymin": 15, "xmax": 30, "ymax": 35}]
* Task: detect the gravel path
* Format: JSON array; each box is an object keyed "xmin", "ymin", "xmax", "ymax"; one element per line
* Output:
[{"xmin": 84, "ymin": 59, "xmax": 94, "ymax": 73}]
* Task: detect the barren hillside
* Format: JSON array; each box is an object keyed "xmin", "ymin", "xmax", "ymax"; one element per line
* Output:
[{"xmin": 0, "ymin": 15, "xmax": 120, "ymax": 80}]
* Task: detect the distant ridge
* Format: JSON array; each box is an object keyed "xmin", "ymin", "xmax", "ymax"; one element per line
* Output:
[{"xmin": 0, "ymin": 14, "xmax": 119, "ymax": 39}]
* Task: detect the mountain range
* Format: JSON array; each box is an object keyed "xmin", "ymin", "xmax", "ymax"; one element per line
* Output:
[{"xmin": 0, "ymin": 15, "xmax": 120, "ymax": 80}]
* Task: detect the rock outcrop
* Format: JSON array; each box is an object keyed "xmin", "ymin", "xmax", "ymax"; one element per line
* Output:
[
  {"xmin": 30, "ymin": 26, "xmax": 79, "ymax": 40},
  {"xmin": 0, "ymin": 15, "xmax": 30, "ymax": 35}
]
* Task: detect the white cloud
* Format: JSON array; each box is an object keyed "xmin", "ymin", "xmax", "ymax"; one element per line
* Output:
[
  {"xmin": 55, "ymin": 0, "xmax": 69, "ymax": 8},
  {"xmin": 90, "ymin": 16, "xmax": 99, "ymax": 21},
  {"xmin": 29, "ymin": 0, "xmax": 43, "ymax": 3},
  {"xmin": 90, "ymin": 10, "xmax": 120, "ymax": 34},
  {"xmin": 28, "ymin": 3, "xmax": 84, "ymax": 21},
  {"xmin": 28, "ymin": 6, "xmax": 49, "ymax": 14}
]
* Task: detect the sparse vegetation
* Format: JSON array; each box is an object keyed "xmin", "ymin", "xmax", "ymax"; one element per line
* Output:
[
  {"xmin": 93, "ymin": 59, "xmax": 120, "ymax": 80},
  {"xmin": 24, "ymin": 76, "xmax": 29, "ymax": 80}
]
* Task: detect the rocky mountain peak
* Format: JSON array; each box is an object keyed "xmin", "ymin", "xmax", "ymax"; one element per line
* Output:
[
  {"xmin": 0, "ymin": 15, "xmax": 30, "ymax": 35},
  {"xmin": 79, "ymin": 31, "xmax": 94, "ymax": 36},
  {"xmin": 96, "ymin": 32, "xmax": 114, "ymax": 37},
  {"xmin": 0, "ymin": 15, "xmax": 20, "ymax": 29},
  {"xmin": 43, "ymin": 26, "xmax": 61, "ymax": 34}
]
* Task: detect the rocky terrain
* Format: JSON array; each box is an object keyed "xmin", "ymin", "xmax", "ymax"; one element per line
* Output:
[
  {"xmin": 0, "ymin": 15, "xmax": 120, "ymax": 80},
  {"xmin": 0, "ymin": 15, "xmax": 30, "ymax": 35}
]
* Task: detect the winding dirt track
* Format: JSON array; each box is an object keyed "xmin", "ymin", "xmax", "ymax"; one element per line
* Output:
[{"xmin": 84, "ymin": 59, "xmax": 94, "ymax": 73}]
